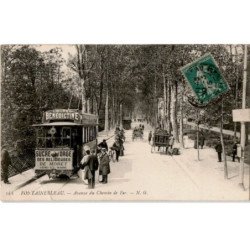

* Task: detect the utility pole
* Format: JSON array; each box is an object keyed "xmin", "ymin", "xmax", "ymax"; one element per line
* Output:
[{"xmin": 239, "ymin": 45, "xmax": 248, "ymax": 186}]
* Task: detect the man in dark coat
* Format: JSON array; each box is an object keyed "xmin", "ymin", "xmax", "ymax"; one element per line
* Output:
[
  {"xmin": 169, "ymin": 134, "xmax": 174, "ymax": 149},
  {"xmin": 148, "ymin": 131, "xmax": 152, "ymax": 144},
  {"xmin": 232, "ymin": 141, "xmax": 238, "ymax": 162},
  {"xmin": 112, "ymin": 139, "xmax": 121, "ymax": 162},
  {"xmin": 99, "ymin": 148, "xmax": 110, "ymax": 184},
  {"xmin": 115, "ymin": 126, "xmax": 120, "ymax": 134},
  {"xmin": 98, "ymin": 139, "xmax": 108, "ymax": 151},
  {"xmin": 1, "ymin": 146, "xmax": 12, "ymax": 184},
  {"xmin": 199, "ymin": 134, "xmax": 205, "ymax": 149},
  {"xmin": 215, "ymin": 140, "xmax": 222, "ymax": 162},
  {"xmin": 118, "ymin": 136, "xmax": 125, "ymax": 156},
  {"xmin": 87, "ymin": 150, "xmax": 99, "ymax": 188}
]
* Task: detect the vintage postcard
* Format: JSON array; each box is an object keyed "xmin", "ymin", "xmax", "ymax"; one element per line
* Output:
[{"xmin": 1, "ymin": 44, "xmax": 250, "ymax": 201}]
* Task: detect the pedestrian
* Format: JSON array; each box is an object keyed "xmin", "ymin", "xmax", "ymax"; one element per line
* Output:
[
  {"xmin": 199, "ymin": 133, "xmax": 205, "ymax": 149},
  {"xmin": 215, "ymin": 140, "xmax": 222, "ymax": 162},
  {"xmin": 148, "ymin": 131, "xmax": 152, "ymax": 144},
  {"xmin": 115, "ymin": 126, "xmax": 120, "ymax": 135},
  {"xmin": 80, "ymin": 149, "xmax": 91, "ymax": 184},
  {"xmin": 99, "ymin": 148, "xmax": 110, "ymax": 184},
  {"xmin": 119, "ymin": 129, "xmax": 125, "ymax": 142},
  {"xmin": 232, "ymin": 141, "xmax": 238, "ymax": 162},
  {"xmin": 87, "ymin": 150, "xmax": 99, "ymax": 189},
  {"xmin": 112, "ymin": 139, "xmax": 121, "ymax": 162},
  {"xmin": 1, "ymin": 145, "xmax": 12, "ymax": 184},
  {"xmin": 183, "ymin": 133, "xmax": 189, "ymax": 149},
  {"xmin": 169, "ymin": 134, "xmax": 174, "ymax": 149},
  {"xmin": 119, "ymin": 137, "xmax": 125, "ymax": 156},
  {"xmin": 98, "ymin": 139, "xmax": 108, "ymax": 151}
]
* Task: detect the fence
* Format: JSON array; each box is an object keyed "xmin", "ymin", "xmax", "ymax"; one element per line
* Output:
[{"xmin": 8, "ymin": 152, "xmax": 35, "ymax": 178}]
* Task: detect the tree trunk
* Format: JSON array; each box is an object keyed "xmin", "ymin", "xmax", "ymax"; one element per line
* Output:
[
  {"xmin": 166, "ymin": 79, "xmax": 171, "ymax": 132},
  {"xmin": 96, "ymin": 116, "xmax": 99, "ymax": 134},
  {"xmin": 75, "ymin": 45, "xmax": 88, "ymax": 114},
  {"xmin": 115, "ymin": 99, "xmax": 119, "ymax": 126},
  {"xmin": 120, "ymin": 103, "xmax": 123, "ymax": 129},
  {"xmin": 234, "ymin": 46, "xmax": 239, "ymax": 140},
  {"xmin": 179, "ymin": 87, "xmax": 184, "ymax": 147},
  {"xmin": 90, "ymin": 94, "xmax": 94, "ymax": 114},
  {"xmin": 86, "ymin": 98, "xmax": 90, "ymax": 113},
  {"xmin": 104, "ymin": 88, "xmax": 109, "ymax": 132},
  {"xmin": 220, "ymin": 100, "xmax": 228, "ymax": 179},
  {"xmin": 109, "ymin": 81, "xmax": 115, "ymax": 129},
  {"xmin": 154, "ymin": 69, "xmax": 158, "ymax": 127},
  {"xmin": 171, "ymin": 81, "xmax": 179, "ymax": 142},
  {"xmin": 81, "ymin": 78, "xmax": 87, "ymax": 113},
  {"xmin": 162, "ymin": 65, "xmax": 167, "ymax": 129},
  {"xmin": 97, "ymin": 72, "xmax": 104, "ymax": 115},
  {"xmin": 111, "ymin": 94, "xmax": 115, "ymax": 129}
]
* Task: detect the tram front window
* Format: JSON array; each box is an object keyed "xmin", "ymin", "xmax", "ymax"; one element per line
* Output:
[{"xmin": 36, "ymin": 126, "xmax": 72, "ymax": 148}]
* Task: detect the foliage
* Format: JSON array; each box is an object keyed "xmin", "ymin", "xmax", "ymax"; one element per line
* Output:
[
  {"xmin": 1, "ymin": 44, "xmax": 244, "ymax": 154},
  {"xmin": 1, "ymin": 45, "xmax": 78, "ymax": 153}
]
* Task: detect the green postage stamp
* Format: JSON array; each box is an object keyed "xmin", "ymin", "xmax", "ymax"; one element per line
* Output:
[{"xmin": 181, "ymin": 53, "xmax": 230, "ymax": 105}]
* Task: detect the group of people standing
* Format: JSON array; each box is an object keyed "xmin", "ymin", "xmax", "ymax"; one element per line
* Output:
[
  {"xmin": 194, "ymin": 133, "xmax": 206, "ymax": 149},
  {"xmin": 79, "ymin": 143, "xmax": 111, "ymax": 189},
  {"xmin": 215, "ymin": 140, "xmax": 240, "ymax": 163},
  {"xmin": 111, "ymin": 127, "xmax": 125, "ymax": 162},
  {"xmin": 79, "ymin": 127, "xmax": 125, "ymax": 189},
  {"xmin": 147, "ymin": 128, "xmax": 236, "ymax": 164}
]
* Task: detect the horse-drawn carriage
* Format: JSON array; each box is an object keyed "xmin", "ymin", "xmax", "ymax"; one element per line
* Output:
[
  {"xmin": 151, "ymin": 129, "xmax": 169, "ymax": 153},
  {"xmin": 132, "ymin": 128, "xmax": 143, "ymax": 141}
]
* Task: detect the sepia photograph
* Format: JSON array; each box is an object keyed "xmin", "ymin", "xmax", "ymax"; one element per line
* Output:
[
  {"xmin": 1, "ymin": 44, "xmax": 250, "ymax": 201},
  {"xmin": 1, "ymin": 1, "xmax": 250, "ymax": 250}
]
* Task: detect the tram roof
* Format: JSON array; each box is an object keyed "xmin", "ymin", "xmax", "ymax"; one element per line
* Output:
[{"xmin": 32, "ymin": 122, "xmax": 87, "ymax": 127}]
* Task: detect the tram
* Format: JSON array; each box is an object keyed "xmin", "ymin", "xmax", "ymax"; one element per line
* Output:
[{"xmin": 33, "ymin": 109, "xmax": 98, "ymax": 179}]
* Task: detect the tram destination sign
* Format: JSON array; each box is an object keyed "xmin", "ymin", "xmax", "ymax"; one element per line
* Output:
[
  {"xmin": 35, "ymin": 149, "xmax": 73, "ymax": 170},
  {"xmin": 43, "ymin": 109, "xmax": 81, "ymax": 122},
  {"xmin": 180, "ymin": 53, "xmax": 230, "ymax": 105}
]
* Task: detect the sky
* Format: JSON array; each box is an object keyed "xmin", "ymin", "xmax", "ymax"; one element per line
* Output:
[{"xmin": 36, "ymin": 44, "xmax": 76, "ymax": 61}]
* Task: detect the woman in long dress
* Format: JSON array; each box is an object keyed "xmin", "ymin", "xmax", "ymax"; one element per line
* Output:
[{"xmin": 183, "ymin": 133, "xmax": 189, "ymax": 149}]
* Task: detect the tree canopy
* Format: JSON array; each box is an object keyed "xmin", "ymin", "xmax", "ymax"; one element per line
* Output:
[{"xmin": 1, "ymin": 44, "xmax": 246, "ymax": 153}]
